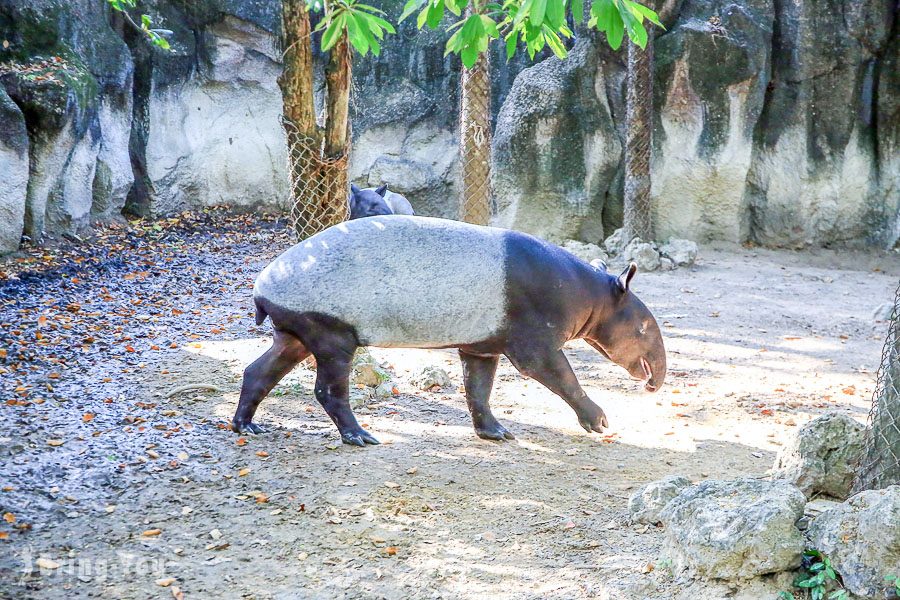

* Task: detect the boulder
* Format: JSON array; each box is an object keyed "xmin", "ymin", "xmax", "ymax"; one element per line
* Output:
[
  {"xmin": 628, "ymin": 475, "xmax": 692, "ymax": 524},
  {"xmin": 492, "ymin": 36, "xmax": 623, "ymax": 243},
  {"xmin": 0, "ymin": 87, "xmax": 28, "ymax": 253},
  {"xmin": 659, "ymin": 239, "xmax": 698, "ymax": 267},
  {"xmin": 659, "ymin": 478, "xmax": 806, "ymax": 580},
  {"xmin": 412, "ymin": 366, "xmax": 452, "ymax": 391},
  {"xmin": 622, "ymin": 238, "xmax": 661, "ymax": 272},
  {"xmin": 561, "ymin": 240, "xmax": 608, "ymax": 264},
  {"xmin": 603, "ymin": 228, "xmax": 628, "ymax": 256},
  {"xmin": 771, "ymin": 412, "xmax": 866, "ymax": 500},
  {"xmin": 808, "ymin": 486, "xmax": 900, "ymax": 598},
  {"xmin": 351, "ymin": 349, "xmax": 391, "ymax": 387}
]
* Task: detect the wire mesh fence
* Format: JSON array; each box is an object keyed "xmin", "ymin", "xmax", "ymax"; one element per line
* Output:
[
  {"xmin": 854, "ymin": 279, "xmax": 900, "ymax": 492},
  {"xmin": 458, "ymin": 46, "xmax": 493, "ymax": 226},
  {"xmin": 283, "ymin": 119, "xmax": 350, "ymax": 240}
]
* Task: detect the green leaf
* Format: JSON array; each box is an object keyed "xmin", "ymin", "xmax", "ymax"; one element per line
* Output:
[
  {"xmin": 321, "ymin": 13, "xmax": 346, "ymax": 51},
  {"xmin": 545, "ymin": 0, "xmax": 564, "ymax": 29},
  {"xmin": 416, "ymin": 6, "xmax": 429, "ymax": 28},
  {"xmin": 505, "ymin": 32, "xmax": 517, "ymax": 59},
  {"xmin": 515, "ymin": 0, "xmax": 534, "ymax": 24},
  {"xmin": 426, "ymin": 0, "xmax": 446, "ymax": 28},
  {"xmin": 571, "ymin": 0, "xmax": 583, "ymax": 24},
  {"xmin": 619, "ymin": 2, "xmax": 647, "ymax": 47},
  {"xmin": 461, "ymin": 45, "xmax": 479, "ymax": 68},
  {"xmin": 400, "ymin": 0, "xmax": 426, "ymax": 22},
  {"xmin": 591, "ymin": 0, "xmax": 616, "ymax": 32},
  {"xmin": 529, "ymin": 0, "xmax": 546, "ymax": 27},
  {"xmin": 480, "ymin": 14, "xmax": 500, "ymax": 37},
  {"xmin": 362, "ymin": 12, "xmax": 396, "ymax": 33},
  {"xmin": 628, "ymin": 1, "xmax": 664, "ymax": 29},
  {"xmin": 543, "ymin": 28, "xmax": 567, "ymax": 58},
  {"xmin": 141, "ymin": 14, "xmax": 151, "ymax": 28},
  {"xmin": 345, "ymin": 13, "xmax": 370, "ymax": 55},
  {"xmin": 606, "ymin": 11, "xmax": 624, "ymax": 48}
]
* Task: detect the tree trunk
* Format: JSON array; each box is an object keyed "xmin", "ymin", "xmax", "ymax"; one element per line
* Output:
[
  {"xmin": 278, "ymin": 0, "xmax": 317, "ymax": 138},
  {"xmin": 622, "ymin": 36, "xmax": 654, "ymax": 242},
  {"xmin": 324, "ymin": 36, "xmax": 352, "ymax": 156},
  {"xmin": 459, "ymin": 15, "xmax": 492, "ymax": 225}
]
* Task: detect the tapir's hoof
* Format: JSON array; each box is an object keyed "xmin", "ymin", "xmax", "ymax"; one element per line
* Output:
[
  {"xmin": 475, "ymin": 423, "xmax": 515, "ymax": 441},
  {"xmin": 232, "ymin": 420, "xmax": 267, "ymax": 435},
  {"xmin": 340, "ymin": 429, "xmax": 380, "ymax": 447},
  {"xmin": 578, "ymin": 411, "xmax": 609, "ymax": 434}
]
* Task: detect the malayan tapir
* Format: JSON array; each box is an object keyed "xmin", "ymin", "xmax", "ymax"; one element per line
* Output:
[
  {"xmin": 348, "ymin": 184, "xmax": 414, "ymax": 220},
  {"xmin": 232, "ymin": 216, "xmax": 666, "ymax": 445}
]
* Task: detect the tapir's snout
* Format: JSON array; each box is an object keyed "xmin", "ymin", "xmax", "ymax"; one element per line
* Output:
[{"xmin": 643, "ymin": 344, "xmax": 667, "ymax": 392}]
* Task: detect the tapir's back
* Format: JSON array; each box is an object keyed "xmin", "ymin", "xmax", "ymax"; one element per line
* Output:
[{"xmin": 255, "ymin": 216, "xmax": 508, "ymax": 347}]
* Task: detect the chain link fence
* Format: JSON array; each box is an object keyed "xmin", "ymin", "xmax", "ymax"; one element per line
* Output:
[
  {"xmin": 283, "ymin": 119, "xmax": 350, "ymax": 240},
  {"xmin": 854, "ymin": 279, "xmax": 900, "ymax": 492},
  {"xmin": 458, "ymin": 46, "xmax": 493, "ymax": 226}
]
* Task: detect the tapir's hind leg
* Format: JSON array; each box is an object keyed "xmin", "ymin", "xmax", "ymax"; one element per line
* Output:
[
  {"xmin": 459, "ymin": 351, "xmax": 513, "ymax": 441},
  {"xmin": 233, "ymin": 330, "xmax": 309, "ymax": 434},
  {"xmin": 313, "ymin": 352, "xmax": 380, "ymax": 446},
  {"xmin": 506, "ymin": 348, "xmax": 609, "ymax": 434}
]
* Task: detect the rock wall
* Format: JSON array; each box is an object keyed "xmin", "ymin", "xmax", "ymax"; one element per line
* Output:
[
  {"xmin": 0, "ymin": 0, "xmax": 896, "ymax": 253},
  {"xmin": 495, "ymin": 0, "xmax": 899, "ymax": 246}
]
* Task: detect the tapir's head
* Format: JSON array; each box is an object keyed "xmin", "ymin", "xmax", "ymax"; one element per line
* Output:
[
  {"xmin": 349, "ymin": 184, "xmax": 393, "ymax": 220},
  {"xmin": 586, "ymin": 262, "xmax": 666, "ymax": 392}
]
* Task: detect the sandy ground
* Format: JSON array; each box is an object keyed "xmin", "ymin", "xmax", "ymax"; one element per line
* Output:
[{"xmin": 1, "ymin": 217, "xmax": 898, "ymax": 599}]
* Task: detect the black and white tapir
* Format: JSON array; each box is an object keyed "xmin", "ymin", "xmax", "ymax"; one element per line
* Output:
[
  {"xmin": 348, "ymin": 184, "xmax": 414, "ymax": 220},
  {"xmin": 233, "ymin": 216, "xmax": 667, "ymax": 445}
]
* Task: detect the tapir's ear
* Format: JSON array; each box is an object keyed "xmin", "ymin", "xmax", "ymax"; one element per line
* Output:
[
  {"xmin": 590, "ymin": 258, "xmax": 608, "ymax": 272},
  {"xmin": 350, "ymin": 183, "xmax": 362, "ymax": 195},
  {"xmin": 375, "ymin": 184, "xmax": 388, "ymax": 197},
  {"xmin": 617, "ymin": 263, "xmax": 637, "ymax": 293}
]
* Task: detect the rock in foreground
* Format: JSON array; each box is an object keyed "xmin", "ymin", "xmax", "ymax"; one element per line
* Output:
[
  {"xmin": 808, "ymin": 486, "xmax": 900, "ymax": 598},
  {"xmin": 628, "ymin": 475, "xmax": 692, "ymax": 524},
  {"xmin": 772, "ymin": 411, "xmax": 865, "ymax": 499},
  {"xmin": 659, "ymin": 479, "xmax": 805, "ymax": 580}
]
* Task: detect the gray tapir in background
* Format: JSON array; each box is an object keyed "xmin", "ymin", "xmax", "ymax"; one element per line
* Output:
[
  {"xmin": 233, "ymin": 216, "xmax": 667, "ymax": 445},
  {"xmin": 348, "ymin": 184, "xmax": 414, "ymax": 219}
]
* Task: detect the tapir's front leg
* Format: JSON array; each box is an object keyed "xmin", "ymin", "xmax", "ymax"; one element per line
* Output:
[
  {"xmin": 459, "ymin": 351, "xmax": 514, "ymax": 441},
  {"xmin": 313, "ymin": 353, "xmax": 380, "ymax": 446},
  {"xmin": 506, "ymin": 348, "xmax": 608, "ymax": 434}
]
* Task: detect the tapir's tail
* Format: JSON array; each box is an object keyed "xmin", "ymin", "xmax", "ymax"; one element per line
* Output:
[{"xmin": 254, "ymin": 297, "xmax": 268, "ymax": 326}]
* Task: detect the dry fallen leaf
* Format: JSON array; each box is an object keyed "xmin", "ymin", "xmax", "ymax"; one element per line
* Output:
[
  {"xmin": 155, "ymin": 577, "xmax": 176, "ymax": 587},
  {"xmin": 238, "ymin": 468, "xmax": 250, "ymax": 477},
  {"xmin": 142, "ymin": 528, "xmax": 162, "ymax": 537},
  {"xmin": 82, "ymin": 413, "xmax": 94, "ymax": 422},
  {"xmin": 0, "ymin": 532, "xmax": 8, "ymax": 540},
  {"xmin": 384, "ymin": 481, "xmax": 400, "ymax": 489},
  {"xmin": 255, "ymin": 451, "xmax": 269, "ymax": 458},
  {"xmin": 2, "ymin": 512, "xmax": 14, "ymax": 523},
  {"xmin": 383, "ymin": 546, "xmax": 398, "ymax": 556},
  {"xmin": 47, "ymin": 439, "xmax": 64, "ymax": 447},
  {"xmin": 236, "ymin": 437, "xmax": 247, "ymax": 446}
]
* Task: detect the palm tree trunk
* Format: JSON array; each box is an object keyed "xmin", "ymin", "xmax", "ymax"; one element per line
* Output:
[
  {"xmin": 459, "ymin": 12, "xmax": 492, "ymax": 225},
  {"xmin": 279, "ymin": 0, "xmax": 317, "ymax": 138},
  {"xmin": 622, "ymin": 36, "xmax": 654, "ymax": 242}
]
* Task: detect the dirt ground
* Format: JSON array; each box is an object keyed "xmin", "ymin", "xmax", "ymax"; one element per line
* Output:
[{"xmin": 1, "ymin": 213, "xmax": 898, "ymax": 599}]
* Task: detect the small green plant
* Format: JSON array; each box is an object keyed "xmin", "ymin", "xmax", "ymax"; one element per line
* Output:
[
  {"xmin": 779, "ymin": 550, "xmax": 849, "ymax": 600},
  {"xmin": 886, "ymin": 574, "xmax": 900, "ymax": 596}
]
